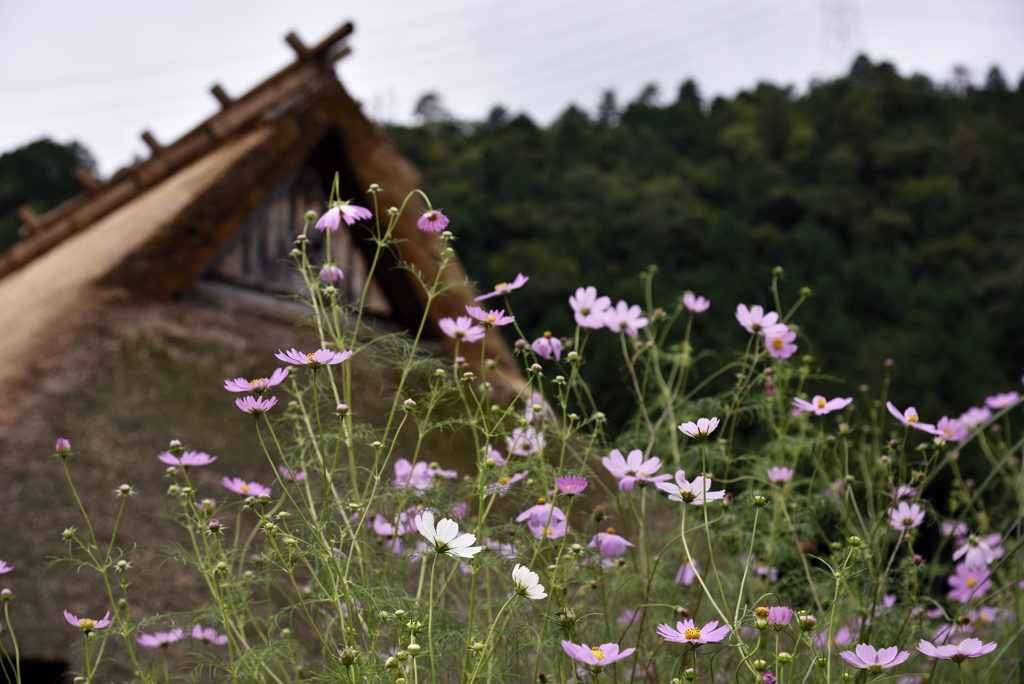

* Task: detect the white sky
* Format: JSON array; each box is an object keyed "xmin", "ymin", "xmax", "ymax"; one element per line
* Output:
[{"xmin": 1, "ymin": 0, "xmax": 1022, "ymax": 177}]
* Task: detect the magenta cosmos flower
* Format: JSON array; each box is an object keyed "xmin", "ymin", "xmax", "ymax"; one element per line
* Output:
[
  {"xmin": 393, "ymin": 458, "xmax": 457, "ymax": 490},
  {"xmin": 137, "ymin": 628, "xmax": 185, "ymax": 647},
  {"xmin": 935, "ymin": 416, "xmax": 968, "ymax": 442},
  {"xmin": 767, "ymin": 606, "xmax": 792, "ymax": 629},
  {"xmin": 886, "ymin": 402, "xmax": 938, "ymax": 434},
  {"xmin": 465, "ymin": 305, "xmax": 515, "ymax": 327},
  {"xmin": 676, "ymin": 559, "xmax": 699, "ymax": 585},
  {"xmin": 531, "ymin": 331, "xmax": 563, "ymax": 360},
  {"xmin": 958, "ymin": 406, "xmax": 991, "ymax": 429},
  {"xmin": 766, "ymin": 466, "xmax": 793, "ymax": 484},
  {"xmin": 735, "ymin": 304, "xmax": 780, "ymax": 334},
  {"xmin": 191, "ymin": 624, "xmax": 228, "ymax": 645},
  {"xmin": 678, "ymin": 417, "xmax": 719, "ymax": 439},
  {"xmin": 438, "ymin": 316, "xmax": 486, "ymax": 343},
  {"xmin": 764, "ymin": 325, "xmax": 798, "ymax": 359},
  {"xmin": 319, "ymin": 265, "xmax": 344, "ymax": 282},
  {"xmin": 602, "ymin": 448, "xmax": 670, "ymax": 491},
  {"xmin": 839, "ymin": 644, "xmax": 910, "ymax": 672},
  {"xmin": 917, "ymin": 638, "xmax": 997, "ymax": 662},
  {"xmin": 792, "ymin": 395, "xmax": 853, "ymax": 416},
  {"xmin": 888, "ymin": 502, "xmax": 925, "ymax": 531},
  {"xmin": 275, "ymin": 348, "xmax": 353, "ymax": 368},
  {"xmin": 555, "ymin": 475, "xmax": 589, "ymax": 495},
  {"xmin": 221, "ymin": 477, "xmax": 271, "ymax": 497},
  {"xmin": 589, "ymin": 528, "xmax": 635, "ymax": 557},
  {"xmin": 315, "ymin": 203, "xmax": 372, "ymax": 231},
  {"xmin": 475, "ymin": 273, "xmax": 529, "ymax": 301},
  {"xmin": 416, "ymin": 209, "xmax": 449, "ymax": 233},
  {"xmin": 657, "ymin": 470, "xmax": 726, "ymax": 505},
  {"xmin": 277, "ymin": 465, "xmax": 306, "ymax": 482},
  {"xmin": 235, "ymin": 395, "xmax": 278, "ymax": 415},
  {"xmin": 947, "ymin": 562, "xmax": 991, "ymax": 603},
  {"xmin": 682, "ymin": 291, "xmax": 710, "ymax": 313},
  {"xmin": 157, "ymin": 450, "xmax": 217, "ymax": 467},
  {"xmin": 657, "ymin": 619, "xmax": 731, "ymax": 645},
  {"xmin": 604, "ymin": 300, "xmax": 649, "ymax": 337},
  {"xmin": 0, "ymin": 561, "xmax": 12, "ymax": 574},
  {"xmin": 64, "ymin": 609, "xmax": 111, "ymax": 633},
  {"xmin": 984, "ymin": 391, "xmax": 1019, "ymax": 409},
  {"xmin": 561, "ymin": 640, "xmax": 635, "ymax": 668},
  {"xmin": 224, "ymin": 367, "xmax": 289, "ymax": 393},
  {"xmin": 569, "ymin": 286, "xmax": 612, "ymax": 328}
]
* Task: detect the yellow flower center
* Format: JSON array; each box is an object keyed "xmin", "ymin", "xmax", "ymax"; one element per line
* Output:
[
  {"xmin": 966, "ymin": 578, "xmax": 976, "ymax": 587},
  {"xmin": 495, "ymin": 282, "xmax": 508, "ymax": 291},
  {"xmin": 79, "ymin": 619, "xmax": 97, "ymax": 631},
  {"xmin": 815, "ymin": 398, "xmax": 826, "ymax": 408},
  {"xmin": 487, "ymin": 315, "xmax": 497, "ymax": 322},
  {"xmin": 908, "ymin": 413, "xmax": 918, "ymax": 423},
  {"xmin": 501, "ymin": 476, "xmax": 511, "ymax": 484},
  {"xmin": 544, "ymin": 527, "xmax": 555, "ymax": 536},
  {"xmin": 306, "ymin": 353, "xmax": 315, "ymax": 361},
  {"xmin": 605, "ymin": 527, "xmax": 616, "ymax": 534},
  {"xmin": 251, "ymin": 378, "xmax": 267, "ymax": 386},
  {"xmin": 772, "ymin": 338, "xmax": 783, "ymax": 349},
  {"xmin": 684, "ymin": 627, "xmax": 702, "ymax": 640},
  {"xmin": 537, "ymin": 497, "xmax": 547, "ymax": 505},
  {"xmin": 754, "ymin": 606, "xmax": 769, "ymax": 618},
  {"xmin": 543, "ymin": 330, "xmax": 552, "ymax": 338},
  {"xmin": 239, "ymin": 484, "xmax": 250, "ymax": 492},
  {"xmin": 591, "ymin": 646, "xmax": 606, "ymax": 661}
]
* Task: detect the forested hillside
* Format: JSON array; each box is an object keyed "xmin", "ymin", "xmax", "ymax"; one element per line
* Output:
[{"xmin": 389, "ymin": 57, "xmax": 1024, "ymax": 421}]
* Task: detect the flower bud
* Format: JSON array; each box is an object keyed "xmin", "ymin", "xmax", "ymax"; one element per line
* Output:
[
  {"xmin": 530, "ymin": 363, "xmax": 543, "ymax": 374},
  {"xmin": 384, "ymin": 656, "xmax": 398, "ymax": 669},
  {"xmin": 1, "ymin": 588, "xmax": 12, "ymax": 601},
  {"xmin": 470, "ymin": 641, "xmax": 485, "ymax": 652},
  {"xmin": 62, "ymin": 527, "xmax": 75, "ymax": 540},
  {"xmin": 394, "ymin": 609, "xmax": 406, "ymax": 618},
  {"xmin": 117, "ymin": 484, "xmax": 135, "ymax": 497},
  {"xmin": 336, "ymin": 403, "xmax": 350, "ymax": 416},
  {"xmin": 683, "ymin": 668, "xmax": 697, "ymax": 680},
  {"xmin": 567, "ymin": 350, "xmax": 580, "ymax": 362},
  {"xmin": 407, "ymin": 643, "xmax": 421, "ymax": 656},
  {"xmin": 752, "ymin": 659, "xmax": 768, "ymax": 670},
  {"xmin": 403, "ymin": 398, "xmax": 417, "ymax": 411},
  {"xmin": 778, "ymin": 652, "xmax": 793, "ymax": 663},
  {"xmin": 54, "ymin": 437, "xmax": 72, "ymax": 456},
  {"xmin": 848, "ymin": 535, "xmax": 864, "ymax": 548},
  {"xmin": 339, "ymin": 647, "xmax": 358, "ymax": 666},
  {"xmin": 368, "ymin": 183, "xmax": 381, "ymax": 193}
]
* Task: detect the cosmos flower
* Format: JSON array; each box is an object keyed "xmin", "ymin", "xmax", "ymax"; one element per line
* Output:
[
  {"xmin": 604, "ymin": 300, "xmax": 649, "ymax": 337},
  {"xmin": 839, "ymin": 644, "xmax": 910, "ymax": 672},
  {"xmin": 766, "ymin": 467, "xmax": 793, "ymax": 484},
  {"xmin": 953, "ymin": 533, "xmax": 1002, "ymax": 568},
  {"xmin": 657, "ymin": 619, "xmax": 731, "ymax": 645},
  {"xmin": 677, "ymin": 417, "xmax": 720, "ymax": 439},
  {"xmin": 506, "ymin": 426, "xmax": 546, "ymax": 456},
  {"xmin": 984, "ymin": 391, "xmax": 1019, "ymax": 410},
  {"xmin": 555, "ymin": 475, "xmax": 589, "ymax": 496},
  {"xmin": 221, "ymin": 477, "xmax": 271, "ymax": 497},
  {"xmin": 682, "ymin": 291, "xmax": 710, "ymax": 313},
  {"xmin": 315, "ymin": 203, "xmax": 373, "ymax": 231},
  {"xmin": 224, "ymin": 367, "xmax": 289, "ymax": 393},
  {"xmin": 0, "ymin": 561, "xmax": 12, "ymax": 574},
  {"xmin": 275, "ymin": 348, "xmax": 353, "ymax": 368},
  {"xmin": 54, "ymin": 437, "xmax": 72, "ymax": 454},
  {"xmin": 414, "ymin": 511, "xmax": 482, "ymax": 558},
  {"xmin": 764, "ymin": 325, "xmax": 798, "ymax": 359},
  {"xmin": 589, "ymin": 528, "xmax": 635, "ymax": 557},
  {"xmin": 891, "ymin": 485, "xmax": 918, "ymax": 500},
  {"xmin": 561, "ymin": 640, "xmax": 636, "ymax": 668},
  {"xmin": 485, "ymin": 470, "xmax": 528, "ymax": 496},
  {"xmin": 791, "ymin": 395, "xmax": 853, "ymax": 416},
  {"xmin": 947, "ymin": 563, "xmax": 992, "ymax": 603},
  {"xmin": 191, "ymin": 624, "xmax": 228, "ymax": 645},
  {"xmin": 64, "ymin": 610, "xmax": 111, "ymax": 633},
  {"xmin": 888, "ymin": 502, "xmax": 925, "ymax": 531},
  {"xmin": 136, "ymin": 629, "xmax": 185, "ymax": 647},
  {"xmin": 157, "ymin": 450, "xmax": 217, "ymax": 467},
  {"xmin": 277, "ymin": 465, "xmax": 306, "ymax": 482},
  {"xmin": 319, "ymin": 265, "xmax": 344, "ymax": 282},
  {"xmin": 886, "ymin": 402, "xmax": 938, "ymax": 434},
  {"xmin": 393, "ymin": 459, "xmax": 458, "ymax": 490},
  {"xmin": 516, "ymin": 501, "xmax": 568, "ymax": 539},
  {"xmin": 657, "ymin": 471, "xmax": 726, "ymax": 505},
  {"xmin": 438, "ymin": 316, "xmax": 486, "ymax": 343},
  {"xmin": 511, "ymin": 564, "xmax": 547, "ymax": 600},
  {"xmin": 675, "ymin": 559, "xmax": 699, "ymax": 585},
  {"xmin": 735, "ymin": 304, "xmax": 780, "ymax": 334},
  {"xmin": 767, "ymin": 606, "xmax": 792, "ymax": 629},
  {"xmin": 417, "ymin": 209, "xmax": 450, "ymax": 233},
  {"xmin": 569, "ymin": 286, "xmax": 612, "ymax": 329},
  {"xmin": 476, "ymin": 273, "xmax": 530, "ymax": 301},
  {"xmin": 465, "ymin": 305, "xmax": 515, "ymax": 327},
  {"xmin": 234, "ymin": 395, "xmax": 278, "ymax": 414},
  {"xmin": 531, "ymin": 332, "xmax": 563, "ymax": 360},
  {"xmin": 958, "ymin": 406, "xmax": 992, "ymax": 429},
  {"xmin": 935, "ymin": 416, "xmax": 967, "ymax": 442},
  {"xmin": 601, "ymin": 449, "xmax": 670, "ymax": 491},
  {"xmin": 917, "ymin": 638, "xmax": 997, "ymax": 661}
]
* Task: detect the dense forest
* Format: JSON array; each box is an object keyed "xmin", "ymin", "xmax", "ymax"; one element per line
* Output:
[{"xmin": 3, "ymin": 56, "xmax": 1022, "ymax": 421}]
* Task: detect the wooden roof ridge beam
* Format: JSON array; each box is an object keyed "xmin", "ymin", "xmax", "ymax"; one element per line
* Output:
[
  {"xmin": 284, "ymin": 31, "xmax": 311, "ymax": 60},
  {"xmin": 74, "ymin": 168, "xmax": 103, "ymax": 193},
  {"xmin": 141, "ymin": 130, "xmax": 163, "ymax": 155},
  {"xmin": 210, "ymin": 83, "xmax": 233, "ymax": 109},
  {"xmin": 16, "ymin": 206, "xmax": 42, "ymax": 237},
  {"xmin": 284, "ymin": 22, "xmax": 354, "ymax": 66}
]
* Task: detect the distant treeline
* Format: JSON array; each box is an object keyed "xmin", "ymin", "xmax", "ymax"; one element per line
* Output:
[{"xmin": 388, "ymin": 56, "xmax": 1024, "ymax": 424}]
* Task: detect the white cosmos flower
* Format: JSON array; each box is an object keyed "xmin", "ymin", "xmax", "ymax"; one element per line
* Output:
[
  {"xmin": 511, "ymin": 564, "xmax": 547, "ymax": 600},
  {"xmin": 414, "ymin": 511, "xmax": 482, "ymax": 559}
]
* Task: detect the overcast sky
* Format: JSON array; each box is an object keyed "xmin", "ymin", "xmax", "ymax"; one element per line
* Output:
[{"xmin": 1, "ymin": 0, "xmax": 1022, "ymax": 177}]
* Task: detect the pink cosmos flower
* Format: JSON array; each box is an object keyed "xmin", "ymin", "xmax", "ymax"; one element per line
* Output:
[
  {"xmin": 465, "ymin": 305, "xmax": 515, "ymax": 327},
  {"xmin": 483, "ymin": 444, "xmax": 506, "ymax": 467},
  {"xmin": 891, "ymin": 485, "xmax": 918, "ymax": 499},
  {"xmin": 751, "ymin": 555, "xmax": 780, "ymax": 583},
  {"xmin": 953, "ymin": 533, "xmax": 1002, "ymax": 568},
  {"xmin": 682, "ymin": 291, "xmax": 710, "ymax": 313},
  {"xmin": 393, "ymin": 458, "xmax": 457, "ymax": 490},
  {"xmin": 315, "ymin": 203, "xmax": 372, "ymax": 231},
  {"xmin": 886, "ymin": 402, "xmax": 938, "ymax": 434},
  {"xmin": 675, "ymin": 559, "xmax": 699, "ymax": 585},
  {"xmin": 569, "ymin": 286, "xmax": 612, "ymax": 329},
  {"xmin": 438, "ymin": 316, "xmax": 486, "ymax": 343},
  {"xmin": 191, "ymin": 624, "xmax": 228, "ymax": 645},
  {"xmin": 764, "ymin": 325, "xmax": 798, "ymax": 359},
  {"xmin": 604, "ymin": 300, "xmax": 649, "ymax": 337},
  {"xmin": 485, "ymin": 470, "xmax": 528, "ymax": 496},
  {"xmin": 766, "ymin": 466, "xmax": 793, "ymax": 484},
  {"xmin": 589, "ymin": 529, "xmax": 635, "ymax": 557},
  {"xmin": 791, "ymin": 395, "xmax": 853, "ymax": 416},
  {"xmin": 158, "ymin": 450, "xmax": 217, "ymax": 467},
  {"xmin": 64, "ymin": 610, "xmax": 111, "ymax": 632},
  {"xmin": 524, "ymin": 392, "xmax": 554, "ymax": 424},
  {"xmin": 137, "ymin": 628, "xmax": 185, "ymax": 647},
  {"xmin": 940, "ymin": 520, "xmax": 968, "ymax": 538},
  {"xmin": 55, "ymin": 437, "xmax": 72, "ymax": 453},
  {"xmin": 657, "ymin": 619, "xmax": 731, "ymax": 645},
  {"xmin": 735, "ymin": 304, "xmax": 780, "ymax": 334},
  {"xmin": 555, "ymin": 475, "xmax": 589, "ymax": 495},
  {"xmin": 417, "ymin": 209, "xmax": 450, "ymax": 232},
  {"xmin": 767, "ymin": 606, "xmax": 792, "ymax": 628},
  {"xmin": 235, "ymin": 395, "xmax": 278, "ymax": 414},
  {"xmin": 917, "ymin": 638, "xmax": 997, "ymax": 661},
  {"xmin": 221, "ymin": 477, "xmax": 271, "ymax": 497},
  {"xmin": 888, "ymin": 502, "xmax": 925, "ymax": 531},
  {"xmin": 319, "ymin": 265, "xmax": 344, "ymax": 282},
  {"xmin": 516, "ymin": 502, "xmax": 567, "ymax": 539},
  {"xmin": 958, "ymin": 406, "xmax": 992, "ymax": 429},
  {"xmin": 657, "ymin": 470, "xmax": 726, "ymax": 505},
  {"xmin": 475, "ymin": 273, "xmax": 529, "ymax": 301},
  {"xmin": 984, "ymin": 391, "xmax": 1019, "ymax": 409},
  {"xmin": 277, "ymin": 465, "xmax": 306, "ymax": 482},
  {"xmin": 0, "ymin": 561, "xmax": 12, "ymax": 574},
  {"xmin": 935, "ymin": 417, "xmax": 967, "ymax": 442},
  {"xmin": 506, "ymin": 426, "xmax": 545, "ymax": 456},
  {"xmin": 601, "ymin": 448, "xmax": 670, "ymax": 491},
  {"xmin": 947, "ymin": 563, "xmax": 991, "ymax": 603},
  {"xmin": 839, "ymin": 644, "xmax": 910, "ymax": 672},
  {"xmin": 224, "ymin": 367, "xmax": 289, "ymax": 393},
  {"xmin": 275, "ymin": 348, "xmax": 353, "ymax": 368},
  {"xmin": 814, "ymin": 626, "xmax": 854, "ymax": 648},
  {"xmin": 531, "ymin": 332, "xmax": 563, "ymax": 360},
  {"xmin": 561, "ymin": 640, "xmax": 636, "ymax": 668},
  {"xmin": 678, "ymin": 417, "xmax": 720, "ymax": 439}
]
